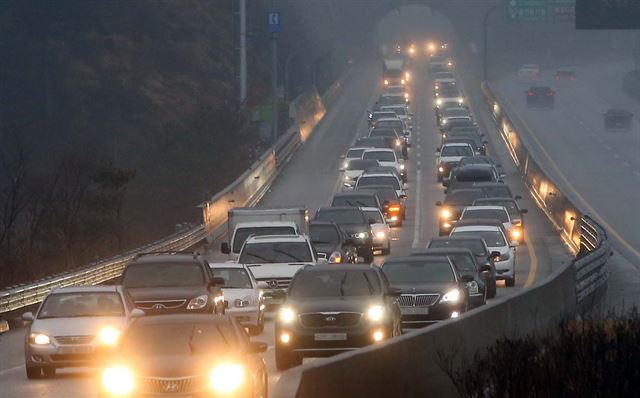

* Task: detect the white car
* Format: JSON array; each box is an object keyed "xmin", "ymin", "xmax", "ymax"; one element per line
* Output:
[
  {"xmin": 517, "ymin": 64, "xmax": 540, "ymax": 81},
  {"xmin": 342, "ymin": 158, "xmax": 381, "ymax": 189},
  {"xmin": 355, "ymin": 171, "xmax": 406, "ymax": 198},
  {"xmin": 210, "ymin": 263, "xmax": 265, "ymax": 335},
  {"xmin": 380, "ymin": 105, "xmax": 413, "ymax": 129},
  {"xmin": 433, "ymin": 71, "xmax": 456, "ymax": 88},
  {"xmin": 340, "ymin": 147, "xmax": 372, "ymax": 171},
  {"xmin": 435, "ymin": 142, "xmax": 475, "ymax": 181},
  {"xmin": 460, "ymin": 205, "xmax": 521, "ymax": 243},
  {"xmin": 361, "ymin": 206, "xmax": 391, "ymax": 255},
  {"xmin": 450, "ymin": 225, "xmax": 516, "ymax": 287},
  {"xmin": 362, "ymin": 148, "xmax": 405, "ymax": 177},
  {"xmin": 373, "ymin": 117, "xmax": 410, "ymax": 140},
  {"xmin": 22, "ymin": 286, "xmax": 141, "ymax": 379},
  {"xmin": 238, "ymin": 234, "xmax": 324, "ymax": 304}
]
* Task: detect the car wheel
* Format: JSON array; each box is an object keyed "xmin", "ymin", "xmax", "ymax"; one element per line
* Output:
[
  {"xmin": 381, "ymin": 241, "xmax": 391, "ymax": 255},
  {"xmin": 26, "ymin": 365, "xmax": 41, "ymax": 379},
  {"xmin": 505, "ymin": 276, "xmax": 516, "ymax": 287},
  {"xmin": 275, "ymin": 345, "xmax": 302, "ymax": 371},
  {"xmin": 42, "ymin": 367, "xmax": 56, "ymax": 378}
]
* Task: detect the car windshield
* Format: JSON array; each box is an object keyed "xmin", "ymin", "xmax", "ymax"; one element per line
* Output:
[
  {"xmin": 445, "ymin": 190, "xmax": 485, "ymax": 206},
  {"xmin": 239, "ymin": 241, "xmax": 312, "ymax": 263},
  {"xmin": 359, "ymin": 188, "xmax": 397, "ymax": 202},
  {"xmin": 315, "ymin": 209, "xmax": 366, "ymax": 225},
  {"xmin": 453, "ymin": 231, "xmax": 506, "ymax": 247},
  {"xmin": 232, "ymin": 226, "xmax": 296, "ymax": 253},
  {"xmin": 289, "ymin": 270, "xmax": 382, "ymax": 298},
  {"xmin": 428, "ymin": 239, "xmax": 487, "ymax": 256},
  {"xmin": 373, "ymin": 112, "xmax": 397, "ymax": 120},
  {"xmin": 123, "ymin": 263, "xmax": 205, "ymax": 288},
  {"xmin": 357, "ymin": 176, "xmax": 400, "ymax": 190},
  {"xmin": 363, "ymin": 209, "xmax": 384, "ymax": 223},
  {"xmin": 123, "ymin": 322, "xmax": 236, "ymax": 356},
  {"xmin": 332, "ymin": 195, "xmax": 377, "ymax": 208},
  {"xmin": 445, "ymin": 109, "xmax": 468, "ymax": 117},
  {"xmin": 456, "ymin": 169, "xmax": 494, "ymax": 182},
  {"xmin": 211, "ymin": 268, "xmax": 252, "ymax": 289},
  {"xmin": 346, "ymin": 148, "xmax": 365, "ymax": 158},
  {"xmin": 383, "ymin": 260, "xmax": 455, "ymax": 284},
  {"xmin": 310, "ymin": 225, "xmax": 340, "ymax": 244},
  {"xmin": 459, "ymin": 157, "xmax": 492, "ymax": 166},
  {"xmin": 439, "ymin": 88, "xmax": 460, "ymax": 97},
  {"xmin": 38, "ymin": 292, "xmax": 124, "ymax": 319},
  {"xmin": 369, "ymin": 129, "xmax": 397, "ymax": 139},
  {"xmin": 441, "ymin": 146, "xmax": 473, "ymax": 157},
  {"xmin": 385, "ymin": 87, "xmax": 404, "ymax": 94},
  {"xmin": 376, "ymin": 120, "xmax": 403, "ymax": 129},
  {"xmin": 348, "ymin": 159, "xmax": 379, "ymax": 171},
  {"xmin": 363, "ymin": 151, "xmax": 396, "ymax": 162},
  {"xmin": 384, "ymin": 70, "xmax": 403, "ymax": 78}
]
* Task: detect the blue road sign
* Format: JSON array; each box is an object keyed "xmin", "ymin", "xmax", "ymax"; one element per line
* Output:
[{"xmin": 267, "ymin": 12, "xmax": 281, "ymax": 33}]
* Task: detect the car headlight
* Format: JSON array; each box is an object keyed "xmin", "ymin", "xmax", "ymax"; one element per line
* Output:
[
  {"xmin": 344, "ymin": 175, "xmax": 352, "ymax": 181},
  {"xmin": 329, "ymin": 251, "xmax": 343, "ymax": 263},
  {"xmin": 210, "ymin": 363, "xmax": 245, "ymax": 394},
  {"xmin": 436, "ymin": 99, "xmax": 442, "ymax": 105},
  {"xmin": 343, "ymin": 161, "xmax": 349, "ymax": 169},
  {"xmin": 375, "ymin": 231, "xmax": 386, "ymax": 239},
  {"xmin": 442, "ymin": 118, "xmax": 447, "ymax": 124},
  {"xmin": 98, "ymin": 327, "xmax": 122, "ymax": 346},
  {"xmin": 29, "ymin": 333, "xmax": 50, "ymax": 345},
  {"xmin": 399, "ymin": 164, "xmax": 405, "ymax": 170},
  {"xmin": 395, "ymin": 139, "xmax": 401, "ymax": 147},
  {"xmin": 102, "ymin": 366, "xmax": 135, "ymax": 396},
  {"xmin": 438, "ymin": 166, "xmax": 444, "ymax": 173},
  {"xmin": 442, "ymin": 288, "xmax": 461, "ymax": 303},
  {"xmin": 384, "ymin": 79, "xmax": 389, "ymax": 85},
  {"xmin": 353, "ymin": 232, "xmax": 368, "ymax": 239},
  {"xmin": 458, "ymin": 98, "xmax": 464, "ymax": 104},
  {"xmin": 234, "ymin": 296, "xmax": 253, "ymax": 308},
  {"xmin": 466, "ymin": 281, "xmax": 479, "ymax": 295},
  {"xmin": 495, "ymin": 252, "xmax": 510, "ymax": 261},
  {"xmin": 401, "ymin": 79, "xmax": 405, "ymax": 85},
  {"xmin": 405, "ymin": 93, "xmax": 409, "ymax": 99},
  {"xmin": 510, "ymin": 228, "xmax": 522, "ymax": 240},
  {"xmin": 441, "ymin": 209, "xmax": 452, "ymax": 219},
  {"xmin": 279, "ymin": 307, "xmax": 296, "ymax": 323},
  {"xmin": 187, "ymin": 294, "xmax": 209, "ymax": 310},
  {"xmin": 367, "ymin": 305, "xmax": 385, "ymax": 322}
]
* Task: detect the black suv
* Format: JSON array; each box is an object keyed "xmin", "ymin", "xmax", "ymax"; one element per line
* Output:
[
  {"xmin": 436, "ymin": 188, "xmax": 487, "ymax": 235},
  {"xmin": 121, "ymin": 252, "xmax": 225, "ymax": 315},
  {"xmin": 314, "ymin": 207, "xmax": 375, "ymax": 263},
  {"xmin": 274, "ymin": 265, "xmax": 402, "ymax": 370},
  {"xmin": 331, "ymin": 191, "xmax": 383, "ymax": 212},
  {"xmin": 309, "ymin": 221, "xmax": 358, "ymax": 264},
  {"xmin": 526, "ymin": 86, "xmax": 555, "ymax": 108}
]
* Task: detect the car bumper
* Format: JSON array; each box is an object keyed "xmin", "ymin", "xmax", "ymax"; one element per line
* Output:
[
  {"xmin": 494, "ymin": 259, "xmax": 515, "ymax": 279},
  {"xmin": 226, "ymin": 306, "xmax": 261, "ymax": 326},
  {"xmin": 25, "ymin": 343, "xmax": 114, "ymax": 368},
  {"xmin": 400, "ymin": 303, "xmax": 465, "ymax": 328},
  {"xmin": 276, "ymin": 324, "xmax": 392, "ymax": 356}
]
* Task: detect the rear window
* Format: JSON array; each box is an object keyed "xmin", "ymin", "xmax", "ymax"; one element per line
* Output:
[
  {"xmin": 428, "ymin": 239, "xmax": 487, "ymax": 256},
  {"xmin": 239, "ymin": 241, "xmax": 312, "ymax": 263},
  {"xmin": 452, "ymin": 231, "xmax": 506, "ymax": 247},
  {"xmin": 348, "ymin": 159, "xmax": 379, "ymax": 170},
  {"xmin": 289, "ymin": 271, "xmax": 382, "ymax": 298},
  {"xmin": 383, "ymin": 107, "xmax": 406, "ymax": 115},
  {"xmin": 436, "ymin": 72, "xmax": 454, "ymax": 79},
  {"xmin": 444, "ymin": 190, "xmax": 486, "ymax": 206},
  {"xmin": 346, "ymin": 149, "xmax": 365, "ymax": 159},
  {"xmin": 463, "ymin": 208, "xmax": 509, "ymax": 223},
  {"xmin": 456, "ymin": 169, "xmax": 494, "ymax": 182},
  {"xmin": 369, "ymin": 129, "xmax": 397, "ymax": 139},
  {"xmin": 476, "ymin": 200, "xmax": 519, "ymax": 217},
  {"xmin": 382, "ymin": 260, "xmax": 455, "ymax": 284},
  {"xmin": 357, "ymin": 176, "xmax": 400, "ymax": 190},
  {"xmin": 478, "ymin": 185, "xmax": 511, "ymax": 198},
  {"xmin": 332, "ymin": 195, "xmax": 377, "ymax": 208},
  {"xmin": 232, "ymin": 226, "xmax": 296, "ymax": 253},
  {"xmin": 123, "ymin": 263, "xmax": 205, "ymax": 288},
  {"xmin": 376, "ymin": 120, "xmax": 403, "ymax": 130},
  {"xmin": 441, "ymin": 145, "xmax": 473, "ymax": 157},
  {"xmin": 315, "ymin": 209, "xmax": 366, "ymax": 225},
  {"xmin": 373, "ymin": 112, "xmax": 397, "ymax": 120},
  {"xmin": 363, "ymin": 151, "xmax": 396, "ymax": 162}
]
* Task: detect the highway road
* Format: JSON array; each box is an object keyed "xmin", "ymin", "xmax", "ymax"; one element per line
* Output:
[
  {"xmin": 0, "ymin": 56, "xmax": 568, "ymax": 397},
  {"xmin": 492, "ymin": 61, "xmax": 640, "ymax": 310}
]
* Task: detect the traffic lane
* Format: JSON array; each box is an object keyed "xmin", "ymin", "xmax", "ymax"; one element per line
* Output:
[
  {"xmin": 493, "ymin": 74, "xmax": 640, "ymax": 261},
  {"xmin": 0, "ymin": 327, "xmax": 26, "ymax": 371}
]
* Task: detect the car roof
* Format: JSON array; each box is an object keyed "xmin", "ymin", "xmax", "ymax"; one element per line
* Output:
[
  {"xmin": 412, "ymin": 248, "xmax": 475, "ymax": 256},
  {"xmin": 245, "ymin": 234, "xmax": 307, "ymax": 243},
  {"xmin": 302, "ymin": 264, "xmax": 375, "ymax": 272},
  {"xmin": 475, "ymin": 197, "xmax": 517, "ymax": 203},
  {"xmin": 317, "ymin": 206, "xmax": 364, "ymax": 212},
  {"xmin": 347, "ymin": 146, "xmax": 373, "ymax": 152},
  {"xmin": 383, "ymin": 255, "xmax": 452, "ymax": 264},
  {"xmin": 375, "ymin": 118, "xmax": 402, "ymax": 123},
  {"xmin": 310, "ymin": 220, "xmax": 339, "ymax": 227},
  {"xmin": 333, "ymin": 191, "xmax": 378, "ymax": 198},
  {"xmin": 453, "ymin": 219, "xmax": 506, "ymax": 229},
  {"xmin": 456, "ymin": 164, "xmax": 495, "ymax": 171},
  {"xmin": 363, "ymin": 147, "xmax": 394, "ymax": 153},
  {"xmin": 429, "ymin": 235, "xmax": 487, "ymax": 243},
  {"xmin": 360, "ymin": 172, "xmax": 399, "ymax": 178},
  {"xmin": 50, "ymin": 285, "xmax": 120, "ymax": 294},
  {"xmin": 134, "ymin": 314, "xmax": 236, "ymax": 326},
  {"xmin": 463, "ymin": 205, "xmax": 508, "ymax": 212},
  {"xmin": 442, "ymin": 142, "xmax": 473, "ymax": 147},
  {"xmin": 355, "ymin": 184, "xmax": 396, "ymax": 191},
  {"xmin": 453, "ymin": 225, "xmax": 502, "ymax": 233}
]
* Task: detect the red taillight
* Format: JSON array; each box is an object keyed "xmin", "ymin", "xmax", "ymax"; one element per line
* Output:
[
  {"xmin": 527, "ymin": 92, "xmax": 534, "ymax": 96},
  {"xmin": 548, "ymin": 91, "xmax": 555, "ymax": 96},
  {"xmin": 389, "ymin": 206, "xmax": 401, "ymax": 212}
]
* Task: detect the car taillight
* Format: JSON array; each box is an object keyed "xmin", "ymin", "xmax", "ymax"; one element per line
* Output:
[
  {"xmin": 527, "ymin": 92, "xmax": 534, "ymax": 96},
  {"xmin": 555, "ymin": 76, "xmax": 560, "ymax": 80},
  {"xmin": 548, "ymin": 91, "xmax": 555, "ymax": 96},
  {"xmin": 389, "ymin": 206, "xmax": 401, "ymax": 212}
]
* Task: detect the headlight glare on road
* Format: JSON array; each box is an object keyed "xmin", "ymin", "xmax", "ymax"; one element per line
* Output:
[
  {"xmin": 187, "ymin": 294, "xmax": 209, "ymax": 310},
  {"xmin": 98, "ymin": 327, "xmax": 122, "ymax": 346},
  {"xmin": 210, "ymin": 363, "xmax": 245, "ymax": 394},
  {"xmin": 102, "ymin": 366, "xmax": 135, "ymax": 396},
  {"xmin": 279, "ymin": 307, "xmax": 296, "ymax": 323},
  {"xmin": 442, "ymin": 288, "xmax": 461, "ymax": 303},
  {"xmin": 30, "ymin": 333, "xmax": 50, "ymax": 345},
  {"xmin": 367, "ymin": 305, "xmax": 385, "ymax": 322}
]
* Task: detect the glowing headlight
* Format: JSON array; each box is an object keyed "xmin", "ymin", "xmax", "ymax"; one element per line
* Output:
[
  {"xmin": 210, "ymin": 364, "xmax": 245, "ymax": 394},
  {"xmin": 442, "ymin": 118, "xmax": 447, "ymax": 124},
  {"xmin": 344, "ymin": 175, "xmax": 352, "ymax": 181},
  {"xmin": 102, "ymin": 366, "xmax": 135, "ymax": 396},
  {"xmin": 409, "ymin": 48, "xmax": 415, "ymax": 54},
  {"xmin": 458, "ymin": 98, "xmax": 464, "ymax": 104},
  {"xmin": 343, "ymin": 161, "xmax": 349, "ymax": 169},
  {"xmin": 353, "ymin": 232, "xmax": 367, "ymax": 239},
  {"xmin": 98, "ymin": 327, "xmax": 122, "ymax": 346},
  {"xmin": 367, "ymin": 305, "xmax": 385, "ymax": 322},
  {"xmin": 395, "ymin": 139, "xmax": 401, "ymax": 147},
  {"xmin": 405, "ymin": 93, "xmax": 409, "ymax": 99},
  {"xmin": 384, "ymin": 79, "xmax": 389, "ymax": 85},
  {"xmin": 399, "ymin": 164, "xmax": 405, "ymax": 170},
  {"xmin": 30, "ymin": 333, "xmax": 50, "ymax": 345},
  {"xmin": 438, "ymin": 166, "xmax": 444, "ymax": 173},
  {"xmin": 436, "ymin": 99, "xmax": 442, "ymax": 106},
  {"xmin": 405, "ymin": 72, "xmax": 411, "ymax": 80},
  {"xmin": 466, "ymin": 280, "xmax": 479, "ymax": 295},
  {"xmin": 442, "ymin": 288, "xmax": 461, "ymax": 303},
  {"xmin": 375, "ymin": 231, "xmax": 386, "ymax": 239},
  {"xmin": 401, "ymin": 79, "xmax": 405, "ymax": 85},
  {"xmin": 279, "ymin": 307, "xmax": 296, "ymax": 323},
  {"xmin": 441, "ymin": 209, "xmax": 451, "ymax": 219},
  {"xmin": 187, "ymin": 294, "xmax": 209, "ymax": 310},
  {"xmin": 511, "ymin": 228, "xmax": 522, "ymax": 240},
  {"xmin": 329, "ymin": 251, "xmax": 343, "ymax": 264}
]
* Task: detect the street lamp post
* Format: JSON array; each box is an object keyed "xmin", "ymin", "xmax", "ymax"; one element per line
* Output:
[{"xmin": 483, "ymin": 2, "xmax": 503, "ymax": 81}]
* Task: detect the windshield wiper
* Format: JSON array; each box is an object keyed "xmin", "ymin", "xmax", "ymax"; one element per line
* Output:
[
  {"xmin": 242, "ymin": 253, "xmax": 274, "ymax": 263},
  {"xmin": 272, "ymin": 248, "xmax": 305, "ymax": 262}
]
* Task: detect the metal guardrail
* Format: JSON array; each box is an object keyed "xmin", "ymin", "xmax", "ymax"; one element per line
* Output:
[{"xmin": 574, "ymin": 216, "xmax": 610, "ymax": 308}]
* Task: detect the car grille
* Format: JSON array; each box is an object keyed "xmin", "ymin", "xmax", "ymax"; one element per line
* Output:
[
  {"xmin": 300, "ymin": 312, "xmax": 362, "ymax": 328},
  {"xmin": 138, "ymin": 376, "xmax": 207, "ymax": 395},
  {"xmin": 256, "ymin": 278, "xmax": 291, "ymax": 289},
  {"xmin": 135, "ymin": 299, "xmax": 186, "ymax": 310},
  {"xmin": 54, "ymin": 335, "xmax": 94, "ymax": 345},
  {"xmin": 398, "ymin": 294, "xmax": 440, "ymax": 307}
]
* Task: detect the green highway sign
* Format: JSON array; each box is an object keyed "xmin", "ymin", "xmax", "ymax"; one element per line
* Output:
[{"xmin": 507, "ymin": 0, "xmax": 575, "ymax": 22}]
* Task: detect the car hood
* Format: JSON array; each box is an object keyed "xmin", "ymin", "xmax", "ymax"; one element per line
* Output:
[
  {"xmin": 31, "ymin": 316, "xmax": 127, "ymax": 337},
  {"xmin": 313, "ymin": 242, "xmax": 341, "ymax": 254},
  {"xmin": 390, "ymin": 282, "xmax": 459, "ymax": 295},
  {"xmin": 126, "ymin": 286, "xmax": 206, "ymax": 302},
  {"xmin": 286, "ymin": 296, "xmax": 381, "ymax": 314},
  {"xmin": 246, "ymin": 263, "xmax": 309, "ymax": 280},
  {"xmin": 127, "ymin": 353, "xmax": 243, "ymax": 378}
]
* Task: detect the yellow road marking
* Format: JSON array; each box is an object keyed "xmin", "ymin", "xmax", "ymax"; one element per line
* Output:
[{"xmin": 523, "ymin": 233, "xmax": 537, "ymax": 288}]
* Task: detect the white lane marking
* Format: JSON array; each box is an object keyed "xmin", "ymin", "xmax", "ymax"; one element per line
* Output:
[
  {"xmin": 416, "ymin": 152, "xmax": 421, "ymax": 158},
  {"xmin": 0, "ymin": 366, "xmax": 22, "ymax": 376},
  {"xmin": 417, "ymin": 160, "xmax": 421, "ymax": 166},
  {"xmin": 613, "ymin": 153, "xmax": 620, "ymax": 159},
  {"xmin": 416, "ymin": 143, "xmax": 421, "ymax": 150},
  {"xmin": 412, "ymin": 169, "xmax": 422, "ymax": 249}
]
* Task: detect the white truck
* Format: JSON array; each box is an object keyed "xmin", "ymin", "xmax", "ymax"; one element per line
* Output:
[
  {"xmin": 220, "ymin": 207, "xmax": 309, "ymax": 261},
  {"xmin": 383, "ymin": 58, "xmax": 407, "ymax": 86}
]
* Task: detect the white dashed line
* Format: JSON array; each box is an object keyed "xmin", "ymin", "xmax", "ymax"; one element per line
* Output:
[{"xmin": 412, "ymin": 169, "xmax": 422, "ymax": 249}]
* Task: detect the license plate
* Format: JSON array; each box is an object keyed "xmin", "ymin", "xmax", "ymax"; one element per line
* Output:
[
  {"xmin": 58, "ymin": 346, "xmax": 93, "ymax": 354},
  {"xmin": 401, "ymin": 307, "xmax": 429, "ymax": 315},
  {"xmin": 314, "ymin": 333, "xmax": 347, "ymax": 341}
]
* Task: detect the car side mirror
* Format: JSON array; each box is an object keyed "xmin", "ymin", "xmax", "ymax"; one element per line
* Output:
[
  {"xmin": 317, "ymin": 252, "xmax": 327, "ymax": 260},
  {"xmin": 435, "ymin": 201, "xmax": 442, "ymax": 206},
  {"xmin": 248, "ymin": 341, "xmax": 268, "ymax": 354},
  {"xmin": 520, "ymin": 209, "xmax": 528, "ymax": 214},
  {"xmin": 22, "ymin": 312, "xmax": 34, "ymax": 322},
  {"xmin": 221, "ymin": 242, "xmax": 231, "ymax": 254},
  {"xmin": 399, "ymin": 194, "xmax": 407, "ymax": 199},
  {"xmin": 479, "ymin": 264, "xmax": 491, "ymax": 273},
  {"xmin": 130, "ymin": 308, "xmax": 146, "ymax": 318},
  {"xmin": 499, "ymin": 173, "xmax": 506, "ymax": 179},
  {"xmin": 340, "ymin": 154, "xmax": 346, "ymax": 159},
  {"xmin": 461, "ymin": 275, "xmax": 474, "ymax": 283},
  {"xmin": 514, "ymin": 195, "xmax": 522, "ymax": 200}
]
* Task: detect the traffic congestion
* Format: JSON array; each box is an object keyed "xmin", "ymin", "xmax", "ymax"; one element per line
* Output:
[{"xmin": 16, "ymin": 40, "xmax": 533, "ymax": 397}]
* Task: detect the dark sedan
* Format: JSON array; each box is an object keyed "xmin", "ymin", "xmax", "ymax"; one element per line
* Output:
[
  {"xmin": 445, "ymin": 164, "xmax": 503, "ymax": 189},
  {"xmin": 274, "ymin": 265, "xmax": 402, "ymax": 370},
  {"xmin": 309, "ymin": 221, "xmax": 358, "ymax": 264},
  {"xmin": 98, "ymin": 314, "xmax": 267, "ymax": 398},
  {"xmin": 356, "ymin": 184, "xmax": 406, "ymax": 226},
  {"xmin": 314, "ymin": 207, "xmax": 375, "ymax": 263},
  {"xmin": 526, "ymin": 86, "xmax": 555, "ymax": 108},
  {"xmin": 381, "ymin": 256, "xmax": 472, "ymax": 328},
  {"xmin": 436, "ymin": 188, "xmax": 488, "ymax": 235}
]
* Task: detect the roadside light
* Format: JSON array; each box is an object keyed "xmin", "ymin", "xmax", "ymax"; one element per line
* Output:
[
  {"xmin": 210, "ymin": 363, "xmax": 245, "ymax": 394},
  {"xmin": 372, "ymin": 329, "xmax": 385, "ymax": 342},
  {"xmin": 102, "ymin": 366, "xmax": 135, "ymax": 396},
  {"xmin": 280, "ymin": 332, "xmax": 291, "ymax": 344}
]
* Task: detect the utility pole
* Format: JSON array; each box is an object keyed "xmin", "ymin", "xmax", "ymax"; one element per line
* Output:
[
  {"xmin": 239, "ymin": 0, "xmax": 247, "ymax": 105},
  {"xmin": 267, "ymin": 10, "xmax": 281, "ymax": 143},
  {"xmin": 483, "ymin": 2, "xmax": 503, "ymax": 81}
]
